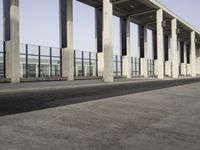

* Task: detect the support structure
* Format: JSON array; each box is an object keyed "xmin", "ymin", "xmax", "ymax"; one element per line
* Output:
[
  {"xmin": 186, "ymin": 44, "xmax": 191, "ymax": 75},
  {"xmin": 139, "ymin": 26, "xmax": 148, "ymax": 77},
  {"xmin": 191, "ymin": 31, "xmax": 197, "ymax": 77},
  {"xmin": 164, "ymin": 35, "xmax": 171, "ymax": 76},
  {"xmin": 95, "ymin": 8, "xmax": 104, "ymax": 76},
  {"xmin": 3, "ymin": 0, "xmax": 20, "ymax": 83},
  {"xmin": 197, "ymin": 47, "xmax": 200, "ymax": 75},
  {"xmin": 59, "ymin": 0, "xmax": 74, "ymax": 80},
  {"xmin": 121, "ymin": 17, "xmax": 131, "ymax": 78},
  {"xmin": 171, "ymin": 18, "xmax": 179, "ymax": 78},
  {"xmin": 183, "ymin": 42, "xmax": 187, "ymax": 75},
  {"xmin": 152, "ymin": 31, "xmax": 158, "ymax": 76},
  {"xmin": 102, "ymin": 0, "xmax": 113, "ymax": 82},
  {"xmin": 156, "ymin": 9, "xmax": 164, "ymax": 79}
]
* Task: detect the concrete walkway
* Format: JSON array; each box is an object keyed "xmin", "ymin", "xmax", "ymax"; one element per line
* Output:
[
  {"xmin": 0, "ymin": 77, "xmax": 156, "ymax": 93},
  {"xmin": 0, "ymin": 78, "xmax": 200, "ymax": 149}
]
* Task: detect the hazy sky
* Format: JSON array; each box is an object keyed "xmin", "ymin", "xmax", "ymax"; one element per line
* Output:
[{"xmin": 0, "ymin": 0, "xmax": 200, "ymax": 56}]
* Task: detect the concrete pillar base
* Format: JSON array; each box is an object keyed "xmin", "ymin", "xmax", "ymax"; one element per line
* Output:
[
  {"xmin": 181, "ymin": 63, "xmax": 187, "ymax": 76},
  {"xmin": 123, "ymin": 56, "xmax": 131, "ymax": 78},
  {"xmin": 97, "ymin": 52, "xmax": 104, "ymax": 77},
  {"xmin": 62, "ymin": 48, "xmax": 74, "ymax": 81},
  {"xmin": 154, "ymin": 60, "xmax": 158, "ymax": 76},
  {"xmin": 187, "ymin": 64, "xmax": 191, "ymax": 76},
  {"xmin": 165, "ymin": 61, "xmax": 172, "ymax": 77},
  {"xmin": 140, "ymin": 58, "xmax": 148, "ymax": 77}
]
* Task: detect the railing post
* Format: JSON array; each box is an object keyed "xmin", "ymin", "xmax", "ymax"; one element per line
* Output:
[
  {"xmin": 38, "ymin": 46, "xmax": 41, "ymax": 78},
  {"xmin": 82, "ymin": 51, "xmax": 84, "ymax": 76},
  {"xmin": 60, "ymin": 48, "xmax": 62, "ymax": 77},
  {"xmin": 89, "ymin": 52, "xmax": 92, "ymax": 76},
  {"xmin": 3, "ymin": 41, "xmax": 6, "ymax": 78},
  {"xmin": 121, "ymin": 56, "xmax": 123, "ymax": 76},
  {"xmin": 131, "ymin": 57, "xmax": 133, "ymax": 76},
  {"xmin": 139, "ymin": 58, "xmax": 141, "ymax": 75},
  {"xmin": 25, "ymin": 44, "xmax": 28, "ymax": 78},
  {"xmin": 96, "ymin": 53, "xmax": 98, "ymax": 76},
  {"xmin": 116, "ymin": 55, "xmax": 118, "ymax": 76},
  {"xmin": 74, "ymin": 50, "xmax": 76, "ymax": 77},
  {"xmin": 50, "ymin": 47, "xmax": 52, "ymax": 77}
]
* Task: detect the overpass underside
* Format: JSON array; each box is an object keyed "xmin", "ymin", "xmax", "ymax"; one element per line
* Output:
[{"xmin": 1, "ymin": 0, "xmax": 200, "ymax": 83}]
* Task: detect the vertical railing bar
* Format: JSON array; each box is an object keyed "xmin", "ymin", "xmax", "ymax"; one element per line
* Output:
[
  {"xmin": 26, "ymin": 44, "xmax": 28, "ymax": 78},
  {"xmin": 121, "ymin": 56, "xmax": 123, "ymax": 76},
  {"xmin": 116, "ymin": 55, "xmax": 118, "ymax": 76},
  {"xmin": 89, "ymin": 52, "xmax": 92, "ymax": 76},
  {"xmin": 38, "ymin": 46, "xmax": 41, "ymax": 78},
  {"xmin": 135, "ymin": 58, "xmax": 137, "ymax": 76},
  {"xmin": 96, "ymin": 53, "xmax": 98, "ymax": 77},
  {"xmin": 50, "ymin": 47, "xmax": 52, "ymax": 77},
  {"xmin": 60, "ymin": 48, "xmax": 62, "ymax": 77},
  {"xmin": 3, "ymin": 41, "xmax": 6, "ymax": 78},
  {"xmin": 74, "ymin": 50, "xmax": 76, "ymax": 77},
  {"xmin": 82, "ymin": 51, "xmax": 84, "ymax": 76}
]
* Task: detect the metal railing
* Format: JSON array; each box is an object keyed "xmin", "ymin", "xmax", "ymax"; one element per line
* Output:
[
  {"xmin": 113, "ymin": 55, "xmax": 123, "ymax": 76},
  {"xmin": 131, "ymin": 57, "xmax": 140, "ymax": 76},
  {"xmin": 0, "ymin": 41, "xmax": 6, "ymax": 78},
  {"xmin": 74, "ymin": 50, "xmax": 98, "ymax": 77},
  {"xmin": 147, "ymin": 59, "xmax": 154, "ymax": 76},
  {"xmin": 20, "ymin": 44, "xmax": 61, "ymax": 78}
]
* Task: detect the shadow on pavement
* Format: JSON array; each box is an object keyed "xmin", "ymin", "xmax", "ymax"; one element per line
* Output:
[{"xmin": 0, "ymin": 78, "xmax": 200, "ymax": 117}]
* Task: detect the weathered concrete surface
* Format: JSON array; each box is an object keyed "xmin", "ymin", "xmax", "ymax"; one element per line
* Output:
[
  {"xmin": 0, "ymin": 78, "xmax": 200, "ymax": 116},
  {"xmin": 0, "ymin": 81, "xmax": 200, "ymax": 150}
]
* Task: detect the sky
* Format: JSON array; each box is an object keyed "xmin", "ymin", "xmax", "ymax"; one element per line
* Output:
[{"xmin": 0, "ymin": 0, "xmax": 200, "ymax": 57}]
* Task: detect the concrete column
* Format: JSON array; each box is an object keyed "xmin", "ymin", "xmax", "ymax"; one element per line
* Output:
[
  {"xmin": 152, "ymin": 31, "xmax": 158, "ymax": 76},
  {"xmin": 191, "ymin": 31, "xmax": 197, "ymax": 77},
  {"xmin": 187, "ymin": 44, "xmax": 192, "ymax": 75},
  {"xmin": 121, "ymin": 17, "xmax": 131, "ymax": 78},
  {"xmin": 164, "ymin": 35, "xmax": 171, "ymax": 76},
  {"xmin": 3, "ymin": 0, "xmax": 20, "ymax": 83},
  {"xmin": 102, "ymin": 0, "xmax": 113, "ymax": 82},
  {"xmin": 95, "ymin": 8, "xmax": 104, "ymax": 76},
  {"xmin": 177, "ymin": 41, "xmax": 181, "ymax": 75},
  {"xmin": 95, "ymin": 8, "xmax": 106, "ymax": 77},
  {"xmin": 168, "ymin": 35, "xmax": 172, "ymax": 77},
  {"xmin": 171, "ymin": 18, "xmax": 179, "ymax": 78},
  {"xmin": 59, "ymin": 0, "xmax": 74, "ymax": 80},
  {"xmin": 197, "ymin": 48, "xmax": 200, "ymax": 75},
  {"xmin": 156, "ymin": 9, "xmax": 164, "ymax": 79},
  {"xmin": 182, "ymin": 42, "xmax": 187, "ymax": 75},
  {"xmin": 139, "ymin": 26, "xmax": 148, "ymax": 77}
]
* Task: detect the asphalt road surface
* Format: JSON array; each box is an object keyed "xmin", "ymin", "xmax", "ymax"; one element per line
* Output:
[
  {"xmin": 0, "ymin": 78, "xmax": 200, "ymax": 150},
  {"xmin": 0, "ymin": 77, "xmax": 200, "ymax": 116}
]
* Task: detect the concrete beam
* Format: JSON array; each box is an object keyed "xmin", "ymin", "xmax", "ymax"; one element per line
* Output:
[
  {"xmin": 3, "ymin": 0, "xmax": 20, "ymax": 83},
  {"xmin": 59, "ymin": 0, "xmax": 74, "ymax": 80},
  {"xmin": 129, "ymin": 9, "xmax": 156, "ymax": 17},
  {"xmin": 156, "ymin": 9, "xmax": 164, "ymax": 79}
]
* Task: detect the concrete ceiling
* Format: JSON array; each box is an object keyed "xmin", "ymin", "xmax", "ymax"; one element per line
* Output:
[{"xmin": 77, "ymin": 0, "xmax": 200, "ymax": 46}]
